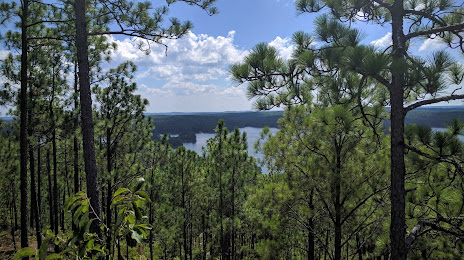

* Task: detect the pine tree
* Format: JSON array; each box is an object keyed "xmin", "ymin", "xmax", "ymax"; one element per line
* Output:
[{"xmin": 232, "ymin": 1, "xmax": 464, "ymax": 257}]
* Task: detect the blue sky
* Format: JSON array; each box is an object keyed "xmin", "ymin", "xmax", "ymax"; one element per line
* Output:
[{"xmin": 0, "ymin": 0, "xmax": 462, "ymax": 115}]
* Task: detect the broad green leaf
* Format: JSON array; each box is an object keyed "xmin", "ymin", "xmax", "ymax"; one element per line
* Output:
[
  {"xmin": 45, "ymin": 253, "xmax": 62, "ymax": 260},
  {"xmin": 131, "ymin": 230, "xmax": 143, "ymax": 243},
  {"xmin": 135, "ymin": 190, "xmax": 151, "ymax": 203},
  {"xmin": 113, "ymin": 188, "xmax": 130, "ymax": 198},
  {"xmin": 14, "ymin": 248, "xmax": 35, "ymax": 260}
]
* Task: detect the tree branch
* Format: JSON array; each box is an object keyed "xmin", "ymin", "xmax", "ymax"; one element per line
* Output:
[
  {"xmin": 406, "ymin": 23, "xmax": 464, "ymax": 40},
  {"xmin": 404, "ymin": 94, "xmax": 464, "ymax": 113}
]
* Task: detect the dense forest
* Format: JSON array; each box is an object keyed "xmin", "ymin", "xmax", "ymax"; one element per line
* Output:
[{"xmin": 0, "ymin": 0, "xmax": 464, "ymax": 259}]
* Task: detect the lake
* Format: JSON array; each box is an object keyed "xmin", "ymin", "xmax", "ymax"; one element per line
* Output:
[
  {"xmin": 432, "ymin": 128, "xmax": 464, "ymax": 141},
  {"xmin": 182, "ymin": 127, "xmax": 463, "ymax": 174},
  {"xmin": 183, "ymin": 127, "xmax": 279, "ymax": 173}
]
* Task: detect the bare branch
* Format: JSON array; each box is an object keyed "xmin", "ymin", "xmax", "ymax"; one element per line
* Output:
[
  {"xmin": 406, "ymin": 23, "xmax": 464, "ymax": 40},
  {"xmin": 404, "ymin": 94, "xmax": 464, "ymax": 113}
]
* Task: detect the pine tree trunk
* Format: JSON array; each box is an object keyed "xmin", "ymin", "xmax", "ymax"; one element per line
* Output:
[
  {"xmin": 28, "ymin": 124, "xmax": 42, "ymax": 246},
  {"xmin": 149, "ymin": 163, "xmax": 155, "ymax": 260},
  {"xmin": 47, "ymin": 148, "xmax": 54, "ymax": 231},
  {"xmin": 51, "ymin": 68, "xmax": 59, "ymax": 236},
  {"xmin": 37, "ymin": 143, "xmax": 43, "ymax": 245},
  {"xmin": 19, "ymin": 0, "xmax": 29, "ymax": 250},
  {"xmin": 61, "ymin": 189, "xmax": 65, "ymax": 231},
  {"xmin": 390, "ymin": 1, "xmax": 407, "ymax": 259},
  {"xmin": 308, "ymin": 189, "xmax": 315, "ymax": 260},
  {"xmin": 74, "ymin": 0, "xmax": 102, "ymax": 237},
  {"xmin": 231, "ymin": 166, "xmax": 236, "ymax": 260},
  {"xmin": 73, "ymin": 63, "xmax": 79, "ymax": 232},
  {"xmin": 38, "ymin": 143, "xmax": 42, "ymax": 219},
  {"xmin": 202, "ymin": 214, "xmax": 207, "ymax": 260},
  {"xmin": 182, "ymin": 164, "xmax": 188, "ymax": 260},
  {"xmin": 106, "ymin": 127, "xmax": 112, "ymax": 257},
  {"xmin": 28, "ymin": 111, "xmax": 35, "ymax": 229},
  {"xmin": 334, "ymin": 145, "xmax": 342, "ymax": 260}
]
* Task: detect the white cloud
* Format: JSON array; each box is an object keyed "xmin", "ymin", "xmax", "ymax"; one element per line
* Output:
[
  {"xmin": 162, "ymin": 80, "xmax": 218, "ymax": 95},
  {"xmin": 108, "ymin": 30, "xmax": 248, "ymax": 82},
  {"xmin": 370, "ymin": 32, "xmax": 392, "ymax": 49},
  {"xmin": 268, "ymin": 36, "xmax": 294, "ymax": 60},
  {"xmin": 419, "ymin": 37, "xmax": 445, "ymax": 52},
  {"xmin": 414, "ymin": 3, "xmax": 425, "ymax": 11},
  {"xmin": 0, "ymin": 50, "xmax": 11, "ymax": 60},
  {"xmin": 105, "ymin": 30, "xmax": 254, "ymax": 111}
]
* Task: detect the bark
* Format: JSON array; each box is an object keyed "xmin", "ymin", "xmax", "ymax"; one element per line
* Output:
[
  {"xmin": 38, "ymin": 143, "xmax": 42, "ymax": 219},
  {"xmin": 61, "ymin": 189, "xmax": 65, "ymax": 231},
  {"xmin": 9, "ymin": 197, "xmax": 17, "ymax": 251},
  {"xmin": 334, "ymin": 144, "xmax": 342, "ymax": 260},
  {"xmin": 51, "ymin": 67, "xmax": 59, "ymax": 236},
  {"xmin": 106, "ymin": 126, "xmax": 112, "ymax": 257},
  {"xmin": 64, "ymin": 147, "xmax": 70, "ymax": 198},
  {"xmin": 28, "ymin": 103, "xmax": 35, "ymax": 229},
  {"xmin": 74, "ymin": 0, "xmax": 102, "ymax": 236},
  {"xmin": 47, "ymin": 149, "xmax": 54, "ymax": 231},
  {"xmin": 149, "ymin": 163, "xmax": 155, "ymax": 260},
  {"xmin": 20, "ymin": 0, "xmax": 29, "ymax": 249},
  {"xmin": 308, "ymin": 189, "xmax": 315, "ymax": 260},
  {"xmin": 73, "ymin": 63, "xmax": 79, "ymax": 232},
  {"xmin": 28, "ymin": 122, "xmax": 42, "ymax": 246},
  {"xmin": 202, "ymin": 214, "xmax": 207, "ymax": 260},
  {"xmin": 231, "ymin": 166, "xmax": 236, "ymax": 260},
  {"xmin": 182, "ymin": 161, "xmax": 188, "ymax": 260},
  {"xmin": 390, "ymin": 1, "xmax": 407, "ymax": 259},
  {"xmin": 149, "ymin": 205, "xmax": 154, "ymax": 260}
]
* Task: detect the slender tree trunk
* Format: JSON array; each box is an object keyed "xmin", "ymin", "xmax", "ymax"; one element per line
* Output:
[
  {"xmin": 19, "ymin": 0, "xmax": 29, "ymax": 250},
  {"xmin": 149, "ymin": 163, "xmax": 155, "ymax": 260},
  {"xmin": 61, "ymin": 188, "xmax": 65, "ymax": 231},
  {"xmin": 51, "ymin": 68, "xmax": 59, "ymax": 236},
  {"xmin": 64, "ymin": 147, "xmax": 70, "ymax": 198},
  {"xmin": 356, "ymin": 235, "xmax": 363, "ymax": 260},
  {"xmin": 73, "ymin": 62, "xmax": 79, "ymax": 232},
  {"xmin": 38, "ymin": 143, "xmax": 42, "ymax": 219},
  {"xmin": 9, "ymin": 198, "xmax": 17, "ymax": 251},
  {"xmin": 189, "ymin": 219, "xmax": 193, "ymax": 260},
  {"xmin": 181, "ymin": 163, "xmax": 188, "ymax": 260},
  {"xmin": 149, "ymin": 204, "xmax": 154, "ymax": 260},
  {"xmin": 231, "ymin": 166, "xmax": 236, "ymax": 260},
  {"xmin": 13, "ymin": 186, "xmax": 19, "ymax": 231},
  {"xmin": 47, "ymin": 148, "xmax": 54, "ymax": 230},
  {"xmin": 219, "ymin": 165, "xmax": 225, "ymax": 259},
  {"xmin": 37, "ymin": 143, "xmax": 43, "ymax": 245},
  {"xmin": 28, "ymin": 121, "xmax": 42, "ymax": 246},
  {"xmin": 334, "ymin": 145, "xmax": 342, "ymax": 260},
  {"xmin": 202, "ymin": 214, "xmax": 207, "ymax": 260},
  {"xmin": 390, "ymin": 1, "xmax": 407, "ymax": 259},
  {"xmin": 28, "ymin": 108, "xmax": 35, "ymax": 229},
  {"xmin": 74, "ymin": 0, "xmax": 102, "ymax": 236},
  {"xmin": 308, "ymin": 189, "xmax": 315, "ymax": 260},
  {"xmin": 106, "ymin": 126, "xmax": 113, "ymax": 258}
]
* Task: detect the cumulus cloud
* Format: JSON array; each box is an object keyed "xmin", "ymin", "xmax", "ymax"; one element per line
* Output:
[
  {"xmin": 370, "ymin": 32, "xmax": 392, "ymax": 49},
  {"xmin": 419, "ymin": 37, "xmax": 445, "ymax": 52},
  {"xmin": 268, "ymin": 36, "xmax": 294, "ymax": 60},
  {"xmin": 108, "ymin": 30, "xmax": 248, "ymax": 82},
  {"xmin": 105, "ymin": 30, "xmax": 255, "ymax": 111},
  {"xmin": 106, "ymin": 31, "xmax": 302, "ymax": 112}
]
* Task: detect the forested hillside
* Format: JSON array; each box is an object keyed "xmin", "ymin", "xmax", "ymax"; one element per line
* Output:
[{"xmin": 1, "ymin": 0, "xmax": 464, "ymax": 259}]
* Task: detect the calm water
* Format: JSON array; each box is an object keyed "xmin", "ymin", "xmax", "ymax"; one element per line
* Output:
[
  {"xmin": 183, "ymin": 127, "xmax": 279, "ymax": 173},
  {"xmin": 182, "ymin": 127, "xmax": 462, "ymax": 174},
  {"xmin": 432, "ymin": 128, "xmax": 464, "ymax": 141}
]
